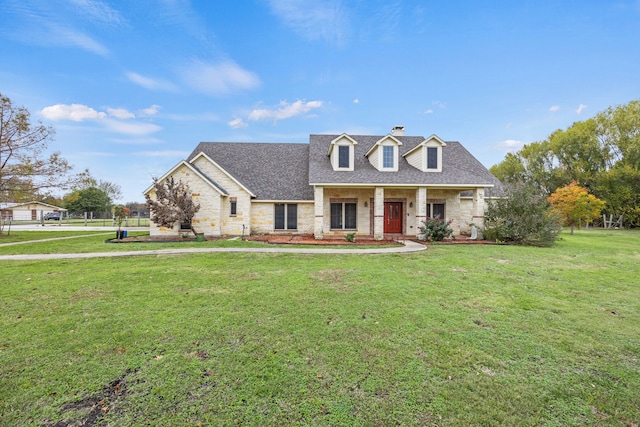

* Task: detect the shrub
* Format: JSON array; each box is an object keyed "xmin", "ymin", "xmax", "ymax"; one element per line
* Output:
[
  {"xmin": 484, "ymin": 183, "xmax": 562, "ymax": 247},
  {"xmin": 419, "ymin": 216, "xmax": 455, "ymax": 242},
  {"xmin": 345, "ymin": 232, "xmax": 356, "ymax": 243}
]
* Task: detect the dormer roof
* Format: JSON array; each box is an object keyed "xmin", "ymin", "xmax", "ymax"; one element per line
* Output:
[
  {"xmin": 327, "ymin": 133, "xmax": 358, "ymax": 156},
  {"xmin": 402, "ymin": 134, "xmax": 447, "ymax": 157},
  {"xmin": 364, "ymin": 134, "xmax": 403, "ymax": 157}
]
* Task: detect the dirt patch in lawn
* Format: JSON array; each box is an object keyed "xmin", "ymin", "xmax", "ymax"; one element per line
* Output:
[{"xmin": 45, "ymin": 369, "xmax": 136, "ymax": 427}]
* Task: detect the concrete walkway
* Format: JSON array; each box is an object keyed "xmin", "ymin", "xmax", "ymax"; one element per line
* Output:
[{"xmin": 0, "ymin": 230, "xmax": 426, "ymax": 261}]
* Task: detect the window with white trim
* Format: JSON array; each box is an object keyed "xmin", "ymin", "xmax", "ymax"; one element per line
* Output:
[
  {"xmin": 382, "ymin": 145, "xmax": 394, "ymax": 168},
  {"xmin": 274, "ymin": 204, "xmax": 297, "ymax": 230},
  {"xmin": 338, "ymin": 146, "xmax": 350, "ymax": 168}
]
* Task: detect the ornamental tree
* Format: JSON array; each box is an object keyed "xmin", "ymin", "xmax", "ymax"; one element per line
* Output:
[
  {"xmin": 548, "ymin": 181, "xmax": 605, "ymax": 234},
  {"xmin": 113, "ymin": 205, "xmax": 130, "ymax": 233},
  {"xmin": 145, "ymin": 177, "xmax": 200, "ymax": 230}
]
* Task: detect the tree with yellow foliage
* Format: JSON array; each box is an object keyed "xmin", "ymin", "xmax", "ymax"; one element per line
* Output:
[{"xmin": 548, "ymin": 181, "xmax": 605, "ymax": 234}]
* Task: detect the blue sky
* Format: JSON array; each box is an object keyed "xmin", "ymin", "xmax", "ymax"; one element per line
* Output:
[{"xmin": 1, "ymin": 0, "xmax": 639, "ymax": 203}]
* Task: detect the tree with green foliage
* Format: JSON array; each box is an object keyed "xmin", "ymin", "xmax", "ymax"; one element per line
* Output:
[
  {"xmin": 0, "ymin": 92, "xmax": 75, "ymax": 205},
  {"xmin": 64, "ymin": 187, "xmax": 112, "ymax": 215},
  {"xmin": 595, "ymin": 164, "xmax": 640, "ymax": 227},
  {"xmin": 73, "ymin": 169, "xmax": 123, "ymax": 204},
  {"xmin": 484, "ymin": 183, "xmax": 562, "ymax": 246},
  {"xmin": 490, "ymin": 99, "xmax": 640, "ymax": 226},
  {"xmin": 145, "ymin": 177, "xmax": 200, "ymax": 230},
  {"xmin": 548, "ymin": 181, "xmax": 606, "ymax": 234}
]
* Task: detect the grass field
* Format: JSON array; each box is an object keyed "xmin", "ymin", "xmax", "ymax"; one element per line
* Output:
[{"xmin": 1, "ymin": 229, "xmax": 639, "ymax": 426}]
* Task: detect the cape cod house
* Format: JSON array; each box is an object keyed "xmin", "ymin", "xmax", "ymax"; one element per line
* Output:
[{"xmin": 144, "ymin": 126, "xmax": 501, "ymax": 239}]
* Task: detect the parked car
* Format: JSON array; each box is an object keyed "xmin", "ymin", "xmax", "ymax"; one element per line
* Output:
[{"xmin": 44, "ymin": 212, "xmax": 62, "ymax": 220}]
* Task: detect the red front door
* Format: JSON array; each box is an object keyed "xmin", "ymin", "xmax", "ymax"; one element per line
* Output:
[{"xmin": 384, "ymin": 202, "xmax": 403, "ymax": 234}]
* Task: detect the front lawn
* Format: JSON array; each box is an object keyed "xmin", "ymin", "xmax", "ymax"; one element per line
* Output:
[{"xmin": 1, "ymin": 229, "xmax": 639, "ymax": 426}]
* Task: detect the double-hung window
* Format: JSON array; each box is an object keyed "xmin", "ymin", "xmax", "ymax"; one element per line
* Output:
[
  {"xmin": 382, "ymin": 146, "xmax": 394, "ymax": 169},
  {"xmin": 330, "ymin": 201, "xmax": 357, "ymax": 229},
  {"xmin": 274, "ymin": 204, "xmax": 297, "ymax": 230}
]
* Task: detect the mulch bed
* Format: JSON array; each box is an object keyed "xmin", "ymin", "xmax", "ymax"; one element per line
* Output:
[
  {"xmin": 245, "ymin": 234, "xmax": 399, "ymax": 245},
  {"xmin": 112, "ymin": 233, "xmax": 493, "ymax": 245}
]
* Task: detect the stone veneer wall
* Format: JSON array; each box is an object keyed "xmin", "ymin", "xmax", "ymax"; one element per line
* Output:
[
  {"xmin": 251, "ymin": 202, "xmax": 314, "ymax": 235},
  {"xmin": 191, "ymin": 156, "xmax": 252, "ymax": 236},
  {"xmin": 318, "ymin": 188, "xmax": 473, "ymax": 237}
]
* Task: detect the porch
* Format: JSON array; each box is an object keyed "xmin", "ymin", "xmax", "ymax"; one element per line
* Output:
[{"xmin": 312, "ymin": 185, "xmax": 485, "ymax": 240}]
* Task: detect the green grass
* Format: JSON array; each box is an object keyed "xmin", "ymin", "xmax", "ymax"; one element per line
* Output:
[{"xmin": 1, "ymin": 229, "xmax": 639, "ymax": 426}]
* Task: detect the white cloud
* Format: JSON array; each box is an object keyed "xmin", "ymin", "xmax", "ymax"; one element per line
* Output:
[
  {"xmin": 48, "ymin": 24, "xmax": 110, "ymax": 56},
  {"xmin": 353, "ymin": 98, "xmax": 360, "ymax": 104},
  {"xmin": 181, "ymin": 60, "xmax": 260, "ymax": 96},
  {"xmin": 248, "ymin": 100, "xmax": 323, "ymax": 122},
  {"xmin": 69, "ymin": 0, "xmax": 125, "ymax": 27},
  {"xmin": 228, "ymin": 118, "xmax": 248, "ymax": 129},
  {"xmin": 140, "ymin": 105, "xmax": 161, "ymax": 116},
  {"xmin": 40, "ymin": 104, "xmax": 106, "ymax": 121},
  {"xmin": 576, "ymin": 104, "xmax": 587, "ymax": 114},
  {"xmin": 549, "ymin": 105, "xmax": 560, "ymax": 112},
  {"xmin": 494, "ymin": 139, "xmax": 525, "ymax": 151},
  {"xmin": 266, "ymin": 0, "xmax": 348, "ymax": 44},
  {"xmin": 103, "ymin": 119, "xmax": 161, "ymax": 135},
  {"xmin": 126, "ymin": 72, "xmax": 177, "ymax": 91},
  {"xmin": 424, "ymin": 109, "xmax": 433, "ymax": 114},
  {"xmin": 40, "ymin": 103, "xmax": 161, "ymax": 135},
  {"xmin": 107, "ymin": 107, "xmax": 135, "ymax": 119}
]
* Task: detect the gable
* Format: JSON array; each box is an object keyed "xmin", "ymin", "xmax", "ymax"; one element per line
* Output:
[
  {"xmin": 190, "ymin": 152, "xmax": 255, "ymax": 197},
  {"xmin": 403, "ymin": 134, "xmax": 447, "ymax": 172},
  {"xmin": 143, "ymin": 160, "xmax": 229, "ymax": 196},
  {"xmin": 328, "ymin": 134, "xmax": 358, "ymax": 171},
  {"xmin": 365, "ymin": 135, "xmax": 403, "ymax": 172}
]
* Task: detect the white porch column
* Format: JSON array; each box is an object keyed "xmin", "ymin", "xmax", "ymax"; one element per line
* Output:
[
  {"xmin": 373, "ymin": 187, "xmax": 385, "ymax": 240},
  {"xmin": 415, "ymin": 187, "xmax": 427, "ymax": 237},
  {"xmin": 314, "ymin": 186, "xmax": 324, "ymax": 239}
]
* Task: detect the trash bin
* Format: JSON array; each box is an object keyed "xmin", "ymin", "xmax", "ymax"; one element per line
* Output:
[{"xmin": 123, "ymin": 230, "xmax": 128, "ymax": 238}]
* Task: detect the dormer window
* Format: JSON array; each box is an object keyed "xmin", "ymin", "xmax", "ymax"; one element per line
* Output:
[
  {"xmin": 427, "ymin": 147, "xmax": 438, "ymax": 169},
  {"xmin": 382, "ymin": 146, "xmax": 394, "ymax": 168},
  {"xmin": 365, "ymin": 135, "xmax": 401, "ymax": 172},
  {"xmin": 403, "ymin": 134, "xmax": 446, "ymax": 172},
  {"xmin": 328, "ymin": 134, "xmax": 358, "ymax": 171},
  {"xmin": 338, "ymin": 145, "xmax": 350, "ymax": 168}
]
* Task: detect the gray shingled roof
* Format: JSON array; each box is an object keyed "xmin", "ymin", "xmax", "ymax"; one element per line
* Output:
[
  {"xmin": 308, "ymin": 134, "xmax": 502, "ymax": 188},
  {"xmin": 187, "ymin": 142, "xmax": 314, "ymax": 200},
  {"xmin": 186, "ymin": 135, "xmax": 502, "ymax": 201}
]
